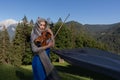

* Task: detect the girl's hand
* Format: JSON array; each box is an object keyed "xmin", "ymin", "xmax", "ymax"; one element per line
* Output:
[
  {"xmin": 42, "ymin": 41, "xmax": 54, "ymax": 50},
  {"xmin": 47, "ymin": 41, "xmax": 54, "ymax": 48}
]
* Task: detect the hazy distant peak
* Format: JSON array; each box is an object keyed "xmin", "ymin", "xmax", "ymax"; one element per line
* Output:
[{"xmin": 0, "ymin": 19, "xmax": 18, "ymax": 28}]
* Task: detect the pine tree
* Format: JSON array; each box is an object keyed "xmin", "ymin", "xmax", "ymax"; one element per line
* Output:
[
  {"xmin": 22, "ymin": 15, "xmax": 28, "ymax": 24},
  {"xmin": 51, "ymin": 22, "xmax": 73, "ymax": 62},
  {"xmin": 30, "ymin": 19, "xmax": 34, "ymax": 25},
  {"xmin": 57, "ymin": 18, "xmax": 62, "ymax": 23},
  {"xmin": 68, "ymin": 23, "xmax": 76, "ymax": 48},
  {"xmin": 53, "ymin": 22, "xmax": 72, "ymax": 49},
  {"xmin": 12, "ymin": 23, "xmax": 25, "ymax": 66},
  {"xmin": 12, "ymin": 15, "xmax": 33, "ymax": 65},
  {"xmin": 0, "ymin": 26, "xmax": 11, "ymax": 64},
  {"xmin": 22, "ymin": 23, "xmax": 33, "ymax": 65}
]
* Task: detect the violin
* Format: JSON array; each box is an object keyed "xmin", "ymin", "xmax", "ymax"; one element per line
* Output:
[{"xmin": 34, "ymin": 31, "xmax": 51, "ymax": 47}]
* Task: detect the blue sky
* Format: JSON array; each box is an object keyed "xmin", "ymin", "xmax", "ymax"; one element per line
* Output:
[{"xmin": 0, "ymin": 0, "xmax": 120, "ymax": 24}]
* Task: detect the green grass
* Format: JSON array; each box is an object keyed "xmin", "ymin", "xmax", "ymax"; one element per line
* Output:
[
  {"xmin": 53, "ymin": 62, "xmax": 92, "ymax": 80},
  {"xmin": 0, "ymin": 62, "xmax": 115, "ymax": 80},
  {"xmin": 53, "ymin": 62, "xmax": 115, "ymax": 80},
  {"xmin": 0, "ymin": 64, "xmax": 33, "ymax": 80}
]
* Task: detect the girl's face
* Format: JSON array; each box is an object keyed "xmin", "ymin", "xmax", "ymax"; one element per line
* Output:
[{"xmin": 39, "ymin": 21, "xmax": 46, "ymax": 30}]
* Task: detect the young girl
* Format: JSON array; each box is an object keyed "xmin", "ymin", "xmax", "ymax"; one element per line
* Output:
[{"xmin": 31, "ymin": 18, "xmax": 60, "ymax": 80}]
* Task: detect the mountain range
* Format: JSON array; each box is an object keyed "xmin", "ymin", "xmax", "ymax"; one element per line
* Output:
[
  {"xmin": 66, "ymin": 20, "xmax": 120, "ymax": 54},
  {"xmin": 0, "ymin": 19, "xmax": 120, "ymax": 44},
  {"xmin": 0, "ymin": 19, "xmax": 18, "ymax": 41}
]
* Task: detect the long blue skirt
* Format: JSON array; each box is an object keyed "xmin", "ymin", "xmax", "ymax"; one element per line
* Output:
[{"xmin": 32, "ymin": 48, "xmax": 50, "ymax": 80}]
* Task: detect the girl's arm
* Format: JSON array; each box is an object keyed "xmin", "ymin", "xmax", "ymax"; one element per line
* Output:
[{"xmin": 47, "ymin": 28, "xmax": 55, "ymax": 47}]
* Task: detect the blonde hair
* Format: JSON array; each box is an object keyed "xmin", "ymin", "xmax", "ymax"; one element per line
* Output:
[{"xmin": 37, "ymin": 17, "xmax": 48, "ymax": 26}]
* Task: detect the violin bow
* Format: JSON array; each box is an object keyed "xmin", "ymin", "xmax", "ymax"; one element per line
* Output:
[{"xmin": 54, "ymin": 14, "xmax": 70, "ymax": 38}]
